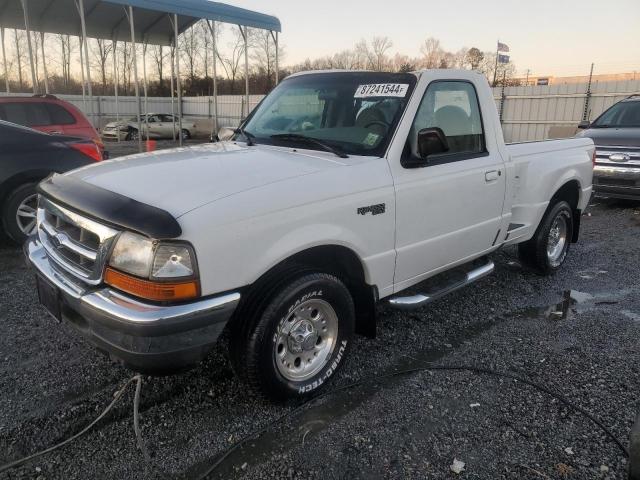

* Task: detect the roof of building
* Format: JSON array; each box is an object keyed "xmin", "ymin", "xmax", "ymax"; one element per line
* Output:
[{"xmin": 0, "ymin": 0, "xmax": 280, "ymax": 46}]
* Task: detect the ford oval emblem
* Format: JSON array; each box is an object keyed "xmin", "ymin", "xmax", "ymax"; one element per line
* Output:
[{"xmin": 609, "ymin": 153, "xmax": 631, "ymax": 162}]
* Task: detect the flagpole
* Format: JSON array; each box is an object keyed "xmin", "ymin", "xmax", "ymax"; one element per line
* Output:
[{"xmin": 493, "ymin": 39, "xmax": 499, "ymax": 87}]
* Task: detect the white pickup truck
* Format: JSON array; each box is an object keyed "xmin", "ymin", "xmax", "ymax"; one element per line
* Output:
[{"xmin": 26, "ymin": 70, "xmax": 594, "ymax": 400}]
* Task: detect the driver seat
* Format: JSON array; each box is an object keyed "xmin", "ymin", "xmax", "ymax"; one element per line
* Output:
[{"xmin": 355, "ymin": 107, "xmax": 387, "ymax": 136}]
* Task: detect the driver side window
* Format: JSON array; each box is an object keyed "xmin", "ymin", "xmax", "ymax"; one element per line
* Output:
[{"xmin": 405, "ymin": 81, "xmax": 486, "ymax": 164}]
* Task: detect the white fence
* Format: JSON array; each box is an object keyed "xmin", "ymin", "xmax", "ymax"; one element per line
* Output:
[
  {"xmin": 3, "ymin": 78, "xmax": 639, "ymax": 142},
  {"xmin": 492, "ymin": 79, "xmax": 640, "ymax": 142}
]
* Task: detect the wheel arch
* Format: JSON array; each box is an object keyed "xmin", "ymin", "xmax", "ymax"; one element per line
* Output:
[
  {"xmin": 243, "ymin": 244, "xmax": 378, "ymax": 338},
  {"xmin": 550, "ymin": 179, "xmax": 581, "ymax": 242},
  {"xmin": 0, "ymin": 170, "xmax": 53, "ymax": 211}
]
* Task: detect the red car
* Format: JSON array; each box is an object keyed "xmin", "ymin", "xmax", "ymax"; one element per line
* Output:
[{"xmin": 0, "ymin": 95, "xmax": 105, "ymax": 156}]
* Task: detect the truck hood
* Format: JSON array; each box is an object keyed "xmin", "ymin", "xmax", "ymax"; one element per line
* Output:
[
  {"xmin": 66, "ymin": 142, "xmax": 350, "ymax": 217},
  {"xmin": 577, "ymin": 127, "xmax": 640, "ymax": 147}
]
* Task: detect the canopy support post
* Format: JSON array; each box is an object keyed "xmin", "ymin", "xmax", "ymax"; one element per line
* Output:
[
  {"xmin": 142, "ymin": 41, "xmax": 149, "ymax": 142},
  {"xmin": 40, "ymin": 32, "xmax": 49, "ymax": 93},
  {"xmin": 126, "ymin": 6, "xmax": 143, "ymax": 152},
  {"xmin": 169, "ymin": 36, "xmax": 176, "ymax": 141},
  {"xmin": 207, "ymin": 20, "xmax": 218, "ymax": 139},
  {"xmin": 77, "ymin": 0, "xmax": 95, "ymax": 128},
  {"xmin": 78, "ymin": 37, "xmax": 86, "ymax": 109},
  {"xmin": 270, "ymin": 30, "xmax": 279, "ymax": 86},
  {"xmin": 20, "ymin": 0, "xmax": 38, "ymax": 94},
  {"xmin": 239, "ymin": 25, "xmax": 249, "ymax": 121},
  {"xmin": 1, "ymin": 27, "xmax": 9, "ymax": 93},
  {"xmin": 173, "ymin": 14, "xmax": 183, "ymax": 146},
  {"xmin": 112, "ymin": 38, "xmax": 120, "ymax": 143}
]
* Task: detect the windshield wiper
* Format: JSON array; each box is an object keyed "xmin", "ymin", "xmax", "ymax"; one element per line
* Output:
[
  {"xmin": 270, "ymin": 133, "xmax": 349, "ymax": 158},
  {"xmin": 235, "ymin": 127, "xmax": 256, "ymax": 146},
  {"xmin": 591, "ymin": 124, "xmax": 611, "ymax": 128}
]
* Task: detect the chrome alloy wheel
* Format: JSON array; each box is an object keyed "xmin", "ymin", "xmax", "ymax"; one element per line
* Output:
[
  {"xmin": 16, "ymin": 193, "xmax": 38, "ymax": 236},
  {"xmin": 275, "ymin": 299, "xmax": 339, "ymax": 382},
  {"xmin": 547, "ymin": 213, "xmax": 568, "ymax": 267}
]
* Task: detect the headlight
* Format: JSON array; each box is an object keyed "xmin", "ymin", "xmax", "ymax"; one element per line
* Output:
[
  {"xmin": 108, "ymin": 231, "xmax": 154, "ymax": 277},
  {"xmin": 106, "ymin": 232, "xmax": 199, "ymax": 301}
]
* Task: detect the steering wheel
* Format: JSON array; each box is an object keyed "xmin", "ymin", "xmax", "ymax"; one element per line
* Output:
[{"xmin": 364, "ymin": 120, "xmax": 390, "ymax": 133}]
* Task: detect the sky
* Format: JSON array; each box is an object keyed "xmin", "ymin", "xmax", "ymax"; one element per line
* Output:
[{"xmin": 232, "ymin": 0, "xmax": 640, "ymax": 77}]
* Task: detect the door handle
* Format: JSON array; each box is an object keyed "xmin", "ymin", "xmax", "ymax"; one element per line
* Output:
[
  {"xmin": 485, "ymin": 170, "xmax": 500, "ymax": 182},
  {"xmin": 49, "ymin": 130, "xmax": 63, "ymax": 135}
]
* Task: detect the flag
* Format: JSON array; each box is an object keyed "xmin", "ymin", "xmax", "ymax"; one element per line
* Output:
[
  {"xmin": 498, "ymin": 54, "xmax": 510, "ymax": 64},
  {"xmin": 497, "ymin": 42, "xmax": 509, "ymax": 52}
]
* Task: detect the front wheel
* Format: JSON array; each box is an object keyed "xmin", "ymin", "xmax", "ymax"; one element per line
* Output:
[
  {"xmin": 232, "ymin": 272, "xmax": 355, "ymax": 401},
  {"xmin": 518, "ymin": 200, "xmax": 574, "ymax": 275},
  {"xmin": 181, "ymin": 129, "xmax": 191, "ymax": 141}
]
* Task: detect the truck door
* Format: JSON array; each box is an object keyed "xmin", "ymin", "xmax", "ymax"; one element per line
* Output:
[{"xmin": 390, "ymin": 79, "xmax": 506, "ymax": 291}]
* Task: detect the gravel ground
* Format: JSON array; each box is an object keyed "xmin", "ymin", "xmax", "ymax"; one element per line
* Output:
[{"xmin": 1, "ymin": 199, "xmax": 639, "ymax": 479}]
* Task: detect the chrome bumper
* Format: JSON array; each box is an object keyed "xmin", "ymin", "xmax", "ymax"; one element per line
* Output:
[
  {"xmin": 593, "ymin": 165, "xmax": 640, "ymax": 199},
  {"xmin": 26, "ymin": 238, "xmax": 241, "ymax": 372}
]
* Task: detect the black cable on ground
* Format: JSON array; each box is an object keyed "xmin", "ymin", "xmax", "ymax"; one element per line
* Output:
[
  {"xmin": 194, "ymin": 364, "xmax": 629, "ymax": 479},
  {"xmin": 0, "ymin": 364, "xmax": 630, "ymax": 478},
  {"xmin": 0, "ymin": 374, "xmax": 140, "ymax": 475}
]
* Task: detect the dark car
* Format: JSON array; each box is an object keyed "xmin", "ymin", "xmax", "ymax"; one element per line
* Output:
[
  {"xmin": 577, "ymin": 94, "xmax": 640, "ymax": 200},
  {"xmin": 0, "ymin": 120, "xmax": 103, "ymax": 243}
]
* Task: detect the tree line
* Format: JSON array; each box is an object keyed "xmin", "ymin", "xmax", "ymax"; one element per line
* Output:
[{"xmin": 1, "ymin": 25, "xmax": 519, "ymax": 98}]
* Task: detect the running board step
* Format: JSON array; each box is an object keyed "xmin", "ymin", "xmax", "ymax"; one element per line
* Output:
[{"xmin": 388, "ymin": 259, "xmax": 495, "ymax": 311}]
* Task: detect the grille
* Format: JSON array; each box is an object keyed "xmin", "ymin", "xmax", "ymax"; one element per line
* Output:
[
  {"xmin": 595, "ymin": 145, "xmax": 640, "ymax": 168},
  {"xmin": 37, "ymin": 197, "xmax": 119, "ymax": 285}
]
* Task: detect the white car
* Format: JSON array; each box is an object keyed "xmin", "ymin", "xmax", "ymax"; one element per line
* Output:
[
  {"xmin": 101, "ymin": 113, "xmax": 196, "ymax": 141},
  {"xmin": 27, "ymin": 69, "xmax": 594, "ymax": 401}
]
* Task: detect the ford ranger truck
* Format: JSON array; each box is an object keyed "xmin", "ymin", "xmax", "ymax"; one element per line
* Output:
[{"xmin": 25, "ymin": 70, "xmax": 594, "ymax": 401}]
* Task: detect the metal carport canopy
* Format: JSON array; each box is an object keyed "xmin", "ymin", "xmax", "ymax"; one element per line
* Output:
[{"xmin": 0, "ymin": 0, "xmax": 281, "ymax": 45}]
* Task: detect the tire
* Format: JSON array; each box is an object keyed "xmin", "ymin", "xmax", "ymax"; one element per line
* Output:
[
  {"xmin": 2, "ymin": 183, "xmax": 39, "ymax": 244},
  {"xmin": 518, "ymin": 200, "xmax": 573, "ymax": 275},
  {"xmin": 181, "ymin": 129, "xmax": 191, "ymax": 140},
  {"xmin": 231, "ymin": 271, "xmax": 355, "ymax": 401},
  {"xmin": 126, "ymin": 128, "xmax": 139, "ymax": 141}
]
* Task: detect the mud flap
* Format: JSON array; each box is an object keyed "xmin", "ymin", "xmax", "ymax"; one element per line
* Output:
[{"xmin": 571, "ymin": 209, "xmax": 581, "ymax": 243}]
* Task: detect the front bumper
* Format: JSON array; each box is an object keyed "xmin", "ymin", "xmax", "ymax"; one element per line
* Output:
[
  {"xmin": 593, "ymin": 165, "xmax": 640, "ymax": 200},
  {"xmin": 25, "ymin": 239, "xmax": 240, "ymax": 374}
]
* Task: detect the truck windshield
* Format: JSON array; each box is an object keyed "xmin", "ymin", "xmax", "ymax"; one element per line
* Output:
[
  {"xmin": 592, "ymin": 100, "xmax": 640, "ymax": 128},
  {"xmin": 240, "ymin": 72, "xmax": 418, "ymax": 157}
]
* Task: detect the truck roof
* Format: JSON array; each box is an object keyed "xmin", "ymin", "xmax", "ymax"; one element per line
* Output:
[{"xmin": 286, "ymin": 69, "xmax": 487, "ymax": 82}]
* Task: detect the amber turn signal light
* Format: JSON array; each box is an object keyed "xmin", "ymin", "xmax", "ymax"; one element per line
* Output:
[{"xmin": 105, "ymin": 267, "xmax": 199, "ymax": 301}]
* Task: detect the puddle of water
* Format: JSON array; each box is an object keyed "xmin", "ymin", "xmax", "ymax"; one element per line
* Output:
[{"xmin": 622, "ymin": 310, "xmax": 640, "ymax": 322}]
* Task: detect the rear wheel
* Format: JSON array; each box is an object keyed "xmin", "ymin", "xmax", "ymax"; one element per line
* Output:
[
  {"xmin": 230, "ymin": 271, "xmax": 354, "ymax": 401},
  {"xmin": 2, "ymin": 183, "xmax": 39, "ymax": 244},
  {"xmin": 181, "ymin": 129, "xmax": 191, "ymax": 141},
  {"xmin": 518, "ymin": 200, "xmax": 573, "ymax": 275},
  {"xmin": 126, "ymin": 128, "xmax": 139, "ymax": 141}
]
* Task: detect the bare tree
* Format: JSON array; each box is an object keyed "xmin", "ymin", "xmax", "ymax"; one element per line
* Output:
[
  {"xmin": 150, "ymin": 44, "xmax": 165, "ymax": 89},
  {"xmin": 217, "ymin": 28, "xmax": 245, "ymax": 94},
  {"xmin": 465, "ymin": 47, "xmax": 484, "ymax": 70},
  {"xmin": 179, "ymin": 24, "xmax": 201, "ymax": 83},
  {"xmin": 92, "ymin": 38, "xmax": 113, "ymax": 91},
  {"xmin": 420, "ymin": 37, "xmax": 445, "ymax": 69},
  {"xmin": 58, "ymin": 34, "xmax": 73, "ymax": 86},
  {"xmin": 371, "ymin": 36, "xmax": 393, "ymax": 71},
  {"xmin": 13, "ymin": 30, "xmax": 24, "ymax": 89},
  {"xmin": 250, "ymin": 29, "xmax": 284, "ymax": 89}
]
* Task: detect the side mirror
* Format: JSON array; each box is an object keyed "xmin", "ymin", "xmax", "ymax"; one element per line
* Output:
[
  {"xmin": 217, "ymin": 126, "xmax": 235, "ymax": 141},
  {"xmin": 577, "ymin": 120, "xmax": 590, "ymax": 129},
  {"xmin": 417, "ymin": 127, "xmax": 449, "ymax": 160}
]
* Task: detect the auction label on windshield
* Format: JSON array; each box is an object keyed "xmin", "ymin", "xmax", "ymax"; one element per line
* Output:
[{"xmin": 354, "ymin": 83, "xmax": 409, "ymax": 98}]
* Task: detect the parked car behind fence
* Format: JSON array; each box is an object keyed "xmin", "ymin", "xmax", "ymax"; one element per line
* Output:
[{"xmin": 102, "ymin": 113, "xmax": 196, "ymax": 141}]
